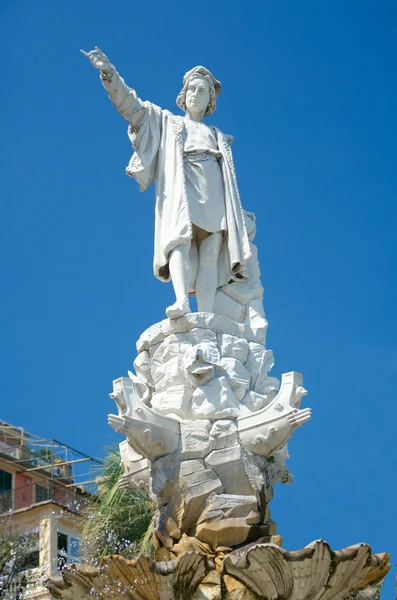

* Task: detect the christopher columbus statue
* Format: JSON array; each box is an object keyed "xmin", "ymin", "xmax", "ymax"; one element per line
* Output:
[{"xmin": 82, "ymin": 47, "xmax": 251, "ymax": 318}]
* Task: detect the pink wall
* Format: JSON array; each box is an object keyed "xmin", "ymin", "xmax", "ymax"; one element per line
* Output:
[{"xmin": 14, "ymin": 473, "xmax": 33, "ymax": 510}]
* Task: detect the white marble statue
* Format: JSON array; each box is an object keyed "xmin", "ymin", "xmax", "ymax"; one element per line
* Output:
[
  {"xmin": 82, "ymin": 47, "xmax": 251, "ymax": 319},
  {"xmin": 81, "ymin": 48, "xmax": 312, "ymax": 553}
]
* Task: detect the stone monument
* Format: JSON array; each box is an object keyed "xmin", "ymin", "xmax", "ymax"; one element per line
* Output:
[{"xmin": 46, "ymin": 49, "xmax": 390, "ymax": 599}]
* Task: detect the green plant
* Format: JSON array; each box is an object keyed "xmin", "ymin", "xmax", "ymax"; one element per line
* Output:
[{"xmin": 80, "ymin": 448, "xmax": 155, "ymax": 565}]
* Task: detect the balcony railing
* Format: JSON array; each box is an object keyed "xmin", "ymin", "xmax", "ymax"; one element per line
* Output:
[
  {"xmin": 0, "ymin": 482, "xmax": 88, "ymax": 516},
  {"xmin": 0, "ymin": 440, "xmax": 20, "ymax": 459}
]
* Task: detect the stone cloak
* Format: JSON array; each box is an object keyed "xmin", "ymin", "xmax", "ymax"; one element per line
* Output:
[{"xmin": 125, "ymin": 101, "xmax": 252, "ymax": 286}]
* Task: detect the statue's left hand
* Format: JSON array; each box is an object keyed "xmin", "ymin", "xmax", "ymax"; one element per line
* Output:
[{"xmin": 80, "ymin": 46, "xmax": 113, "ymax": 76}]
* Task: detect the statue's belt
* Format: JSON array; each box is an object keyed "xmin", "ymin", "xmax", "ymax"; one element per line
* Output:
[{"xmin": 184, "ymin": 152, "xmax": 221, "ymax": 163}]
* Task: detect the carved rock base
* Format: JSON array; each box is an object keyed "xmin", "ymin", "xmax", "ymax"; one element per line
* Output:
[{"xmin": 45, "ymin": 539, "xmax": 390, "ymax": 600}]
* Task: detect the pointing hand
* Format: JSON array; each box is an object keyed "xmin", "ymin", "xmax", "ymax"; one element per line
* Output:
[{"xmin": 81, "ymin": 46, "xmax": 113, "ymax": 76}]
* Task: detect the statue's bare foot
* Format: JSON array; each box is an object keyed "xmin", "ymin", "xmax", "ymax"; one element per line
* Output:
[{"xmin": 166, "ymin": 297, "xmax": 191, "ymax": 319}]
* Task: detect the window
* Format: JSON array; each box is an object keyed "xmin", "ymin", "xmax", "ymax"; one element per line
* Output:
[
  {"xmin": 17, "ymin": 531, "xmax": 40, "ymax": 571},
  {"xmin": 57, "ymin": 532, "xmax": 80, "ymax": 570},
  {"xmin": 0, "ymin": 469, "xmax": 12, "ymax": 492},
  {"xmin": 0, "ymin": 469, "xmax": 13, "ymax": 512},
  {"xmin": 34, "ymin": 484, "xmax": 48, "ymax": 503}
]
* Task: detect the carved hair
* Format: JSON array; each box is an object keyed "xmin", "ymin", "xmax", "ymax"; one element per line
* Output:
[{"xmin": 176, "ymin": 73, "xmax": 218, "ymax": 117}]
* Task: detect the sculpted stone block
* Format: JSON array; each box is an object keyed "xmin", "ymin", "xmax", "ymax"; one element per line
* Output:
[
  {"xmin": 153, "ymin": 355, "xmax": 191, "ymax": 388},
  {"xmin": 213, "ymin": 290, "xmax": 246, "ymax": 323},
  {"xmin": 192, "ymin": 376, "xmax": 241, "ymax": 420},
  {"xmin": 204, "ymin": 446, "xmax": 254, "ymax": 496},
  {"xmin": 133, "ymin": 350, "xmax": 153, "ymax": 388},
  {"xmin": 180, "ymin": 420, "xmax": 212, "ymax": 459},
  {"xmin": 218, "ymin": 333, "xmax": 249, "ymax": 363},
  {"xmin": 209, "ymin": 420, "xmax": 238, "ymax": 450},
  {"xmin": 195, "ymin": 518, "xmax": 252, "ymax": 549},
  {"xmin": 178, "ymin": 459, "xmax": 224, "ymax": 532},
  {"xmin": 220, "ymin": 281, "xmax": 255, "ymax": 305},
  {"xmin": 245, "ymin": 300, "xmax": 268, "ymax": 344},
  {"xmin": 150, "ymin": 384, "xmax": 194, "ymax": 419},
  {"xmin": 216, "ymin": 357, "xmax": 251, "ymax": 401},
  {"xmin": 197, "ymin": 493, "xmax": 259, "ymax": 524},
  {"xmin": 119, "ymin": 440, "xmax": 150, "ymax": 491},
  {"xmin": 154, "ymin": 509, "xmax": 181, "ymax": 549},
  {"xmin": 151, "ymin": 451, "xmax": 180, "ymax": 505}
]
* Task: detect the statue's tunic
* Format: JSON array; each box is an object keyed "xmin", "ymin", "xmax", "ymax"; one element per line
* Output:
[
  {"xmin": 101, "ymin": 70, "xmax": 251, "ymax": 284},
  {"xmin": 184, "ymin": 121, "xmax": 226, "ymax": 233}
]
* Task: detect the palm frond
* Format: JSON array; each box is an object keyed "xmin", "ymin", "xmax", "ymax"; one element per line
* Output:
[{"xmin": 80, "ymin": 445, "xmax": 155, "ymax": 565}]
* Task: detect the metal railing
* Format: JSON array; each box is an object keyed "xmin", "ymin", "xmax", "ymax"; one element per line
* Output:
[
  {"xmin": 0, "ymin": 571, "xmax": 45, "ymax": 600},
  {"xmin": 0, "ymin": 482, "xmax": 88, "ymax": 516},
  {"xmin": 0, "ymin": 440, "xmax": 20, "ymax": 459}
]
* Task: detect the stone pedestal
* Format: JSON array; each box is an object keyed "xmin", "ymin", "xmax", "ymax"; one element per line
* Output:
[{"xmin": 108, "ymin": 313, "xmax": 310, "ymax": 552}]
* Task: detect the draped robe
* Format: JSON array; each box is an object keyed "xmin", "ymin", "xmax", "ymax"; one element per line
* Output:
[{"xmin": 101, "ymin": 70, "xmax": 251, "ymax": 286}]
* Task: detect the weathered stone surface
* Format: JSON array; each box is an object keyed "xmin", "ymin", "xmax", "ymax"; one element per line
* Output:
[
  {"xmin": 192, "ymin": 376, "xmax": 240, "ymax": 420},
  {"xmin": 240, "ymin": 390, "xmax": 269, "ymax": 412},
  {"xmin": 222, "ymin": 540, "xmax": 391, "ymax": 600},
  {"xmin": 178, "ymin": 460, "xmax": 224, "ymax": 531},
  {"xmin": 204, "ymin": 446, "xmax": 254, "ymax": 495},
  {"xmin": 118, "ymin": 439, "xmax": 150, "ymax": 491},
  {"xmin": 245, "ymin": 300, "xmax": 268, "ymax": 344},
  {"xmin": 209, "ymin": 420, "xmax": 238, "ymax": 450},
  {"xmin": 244, "ymin": 344, "xmax": 278, "ymax": 395},
  {"xmin": 195, "ymin": 518, "xmax": 251, "ymax": 548},
  {"xmin": 170, "ymin": 533, "xmax": 213, "ymax": 558},
  {"xmin": 222, "ymin": 574, "xmax": 256, "ymax": 599},
  {"xmin": 192, "ymin": 570, "xmax": 222, "ymax": 600},
  {"xmin": 218, "ymin": 333, "xmax": 249, "ymax": 363},
  {"xmin": 45, "ymin": 540, "xmax": 390, "ymax": 600},
  {"xmin": 151, "ymin": 451, "xmax": 179, "ymax": 505},
  {"xmin": 197, "ymin": 493, "xmax": 259, "ymax": 525},
  {"xmin": 47, "ymin": 553, "xmax": 214, "ymax": 600},
  {"xmin": 154, "ymin": 509, "xmax": 181, "ymax": 549},
  {"xmin": 133, "ymin": 349, "xmax": 153, "ymax": 388},
  {"xmin": 213, "ymin": 290, "xmax": 246, "ymax": 324},
  {"xmin": 151, "ymin": 384, "xmax": 194, "ymax": 419},
  {"xmin": 180, "ymin": 419, "xmax": 212, "ymax": 459},
  {"xmin": 216, "ymin": 358, "xmax": 251, "ymax": 401}
]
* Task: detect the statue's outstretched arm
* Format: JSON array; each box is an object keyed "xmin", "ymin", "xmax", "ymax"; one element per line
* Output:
[{"xmin": 81, "ymin": 46, "xmax": 146, "ymax": 126}]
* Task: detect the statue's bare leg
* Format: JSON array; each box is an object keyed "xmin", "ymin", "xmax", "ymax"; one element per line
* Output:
[
  {"xmin": 166, "ymin": 242, "xmax": 192, "ymax": 319},
  {"xmin": 195, "ymin": 232, "xmax": 223, "ymax": 313},
  {"xmin": 189, "ymin": 239, "xmax": 199, "ymax": 291}
]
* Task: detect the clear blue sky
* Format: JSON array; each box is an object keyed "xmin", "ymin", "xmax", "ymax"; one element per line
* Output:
[{"xmin": 1, "ymin": 0, "xmax": 396, "ymax": 594}]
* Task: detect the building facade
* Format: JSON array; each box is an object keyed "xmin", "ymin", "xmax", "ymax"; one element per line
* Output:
[{"xmin": 0, "ymin": 421, "xmax": 102, "ymax": 599}]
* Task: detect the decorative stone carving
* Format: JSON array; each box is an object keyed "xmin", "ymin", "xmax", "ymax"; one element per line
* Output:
[
  {"xmin": 118, "ymin": 439, "xmax": 150, "ymax": 491},
  {"xmin": 221, "ymin": 540, "xmax": 390, "ymax": 600},
  {"xmin": 107, "ymin": 313, "xmax": 311, "ymax": 552},
  {"xmin": 45, "ymin": 553, "xmax": 214, "ymax": 599},
  {"xmin": 45, "ymin": 540, "xmax": 390, "ymax": 600}
]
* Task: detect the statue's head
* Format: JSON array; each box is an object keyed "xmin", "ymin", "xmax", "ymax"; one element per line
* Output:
[{"xmin": 176, "ymin": 66, "xmax": 221, "ymax": 117}]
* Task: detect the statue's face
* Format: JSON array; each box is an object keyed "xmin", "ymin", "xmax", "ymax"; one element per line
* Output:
[{"xmin": 185, "ymin": 77, "xmax": 210, "ymax": 115}]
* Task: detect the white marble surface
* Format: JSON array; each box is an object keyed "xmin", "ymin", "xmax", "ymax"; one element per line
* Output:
[
  {"xmin": 108, "ymin": 312, "xmax": 311, "ymax": 542},
  {"xmin": 83, "ymin": 47, "xmax": 253, "ymax": 318}
]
